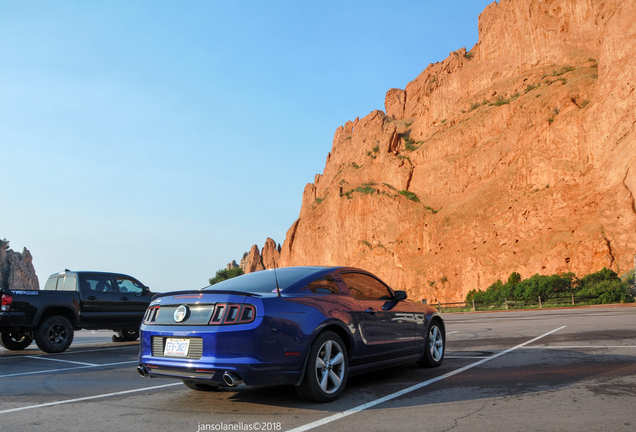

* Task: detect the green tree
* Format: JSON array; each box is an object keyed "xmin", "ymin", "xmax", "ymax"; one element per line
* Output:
[{"xmin": 209, "ymin": 267, "xmax": 244, "ymax": 285}]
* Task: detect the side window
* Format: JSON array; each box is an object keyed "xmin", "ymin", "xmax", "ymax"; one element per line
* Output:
[
  {"xmin": 81, "ymin": 274, "xmax": 115, "ymax": 293},
  {"xmin": 61, "ymin": 275, "xmax": 77, "ymax": 291},
  {"xmin": 302, "ymin": 276, "xmax": 340, "ymax": 294},
  {"xmin": 115, "ymin": 276, "xmax": 144, "ymax": 294},
  {"xmin": 341, "ymin": 273, "xmax": 392, "ymax": 301}
]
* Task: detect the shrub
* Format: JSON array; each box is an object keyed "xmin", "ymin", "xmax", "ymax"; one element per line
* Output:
[
  {"xmin": 403, "ymin": 137, "xmax": 420, "ymax": 151},
  {"xmin": 209, "ymin": 267, "xmax": 244, "ymax": 285}
]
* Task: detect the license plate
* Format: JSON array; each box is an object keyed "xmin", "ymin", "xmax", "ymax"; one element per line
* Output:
[{"xmin": 164, "ymin": 338, "xmax": 190, "ymax": 356}]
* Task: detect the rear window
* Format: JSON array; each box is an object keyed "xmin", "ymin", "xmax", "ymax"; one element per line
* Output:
[{"xmin": 203, "ymin": 268, "xmax": 327, "ymax": 293}]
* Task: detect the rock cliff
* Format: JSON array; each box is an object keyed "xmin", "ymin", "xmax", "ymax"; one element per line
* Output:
[
  {"xmin": 0, "ymin": 239, "xmax": 40, "ymax": 291},
  {"xmin": 251, "ymin": 0, "xmax": 636, "ymax": 302},
  {"xmin": 239, "ymin": 238, "xmax": 281, "ymax": 273}
]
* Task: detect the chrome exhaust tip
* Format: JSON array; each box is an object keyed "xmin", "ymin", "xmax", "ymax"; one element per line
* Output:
[
  {"xmin": 137, "ymin": 365, "xmax": 149, "ymax": 377},
  {"xmin": 223, "ymin": 372, "xmax": 243, "ymax": 387}
]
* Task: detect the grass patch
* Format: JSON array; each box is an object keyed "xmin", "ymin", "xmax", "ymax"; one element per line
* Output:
[
  {"xmin": 399, "ymin": 190, "xmax": 420, "ymax": 202},
  {"xmin": 581, "ymin": 100, "xmax": 590, "ymax": 108},
  {"xmin": 372, "ymin": 145, "xmax": 379, "ymax": 153},
  {"xmin": 465, "ymin": 52, "xmax": 473, "ymax": 60},
  {"xmin": 524, "ymin": 83, "xmax": 539, "ymax": 93},
  {"xmin": 468, "ymin": 102, "xmax": 479, "ymax": 112},
  {"xmin": 382, "ymin": 183, "xmax": 397, "ymax": 191},
  {"xmin": 552, "ymin": 65, "xmax": 574, "ymax": 76},
  {"xmin": 441, "ymin": 119, "xmax": 447, "ymax": 124},
  {"xmin": 491, "ymin": 97, "xmax": 511, "ymax": 106},
  {"xmin": 355, "ymin": 186, "xmax": 377, "ymax": 194},
  {"xmin": 315, "ymin": 198, "xmax": 324, "ymax": 204},
  {"xmin": 351, "ymin": 162, "xmax": 361, "ymax": 169}
]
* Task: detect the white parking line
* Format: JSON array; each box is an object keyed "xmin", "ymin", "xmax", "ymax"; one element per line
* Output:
[
  {"xmin": 527, "ymin": 345, "xmax": 636, "ymax": 349},
  {"xmin": 287, "ymin": 325, "xmax": 567, "ymax": 432},
  {"xmin": 0, "ymin": 361, "xmax": 137, "ymax": 378},
  {"xmin": 0, "ymin": 382, "xmax": 182, "ymax": 414},
  {"xmin": 0, "ymin": 345, "xmax": 138, "ymax": 361},
  {"xmin": 24, "ymin": 356, "xmax": 96, "ymax": 366}
]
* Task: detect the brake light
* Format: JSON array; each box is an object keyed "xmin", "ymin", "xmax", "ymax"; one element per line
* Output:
[
  {"xmin": 1, "ymin": 294, "xmax": 12, "ymax": 312},
  {"xmin": 209, "ymin": 304, "xmax": 255, "ymax": 325},
  {"xmin": 143, "ymin": 305, "xmax": 160, "ymax": 324}
]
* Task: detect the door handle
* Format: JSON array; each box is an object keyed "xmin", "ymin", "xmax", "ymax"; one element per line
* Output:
[
  {"xmin": 87, "ymin": 296, "xmax": 97, "ymax": 300},
  {"xmin": 120, "ymin": 297, "xmax": 129, "ymax": 301}
]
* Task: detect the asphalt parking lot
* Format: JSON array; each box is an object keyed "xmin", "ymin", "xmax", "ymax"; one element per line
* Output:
[{"xmin": 1, "ymin": 306, "xmax": 635, "ymax": 432}]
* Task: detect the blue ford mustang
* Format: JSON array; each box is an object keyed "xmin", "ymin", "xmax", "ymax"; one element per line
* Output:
[{"xmin": 137, "ymin": 266, "xmax": 445, "ymax": 402}]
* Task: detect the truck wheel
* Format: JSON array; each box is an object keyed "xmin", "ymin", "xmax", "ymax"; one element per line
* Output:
[
  {"xmin": 117, "ymin": 330, "xmax": 140, "ymax": 341},
  {"xmin": 0, "ymin": 331, "xmax": 33, "ymax": 350},
  {"xmin": 35, "ymin": 316, "xmax": 74, "ymax": 353}
]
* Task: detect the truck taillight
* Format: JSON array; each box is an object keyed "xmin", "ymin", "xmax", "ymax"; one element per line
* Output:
[
  {"xmin": 209, "ymin": 304, "xmax": 255, "ymax": 325},
  {"xmin": 1, "ymin": 294, "xmax": 12, "ymax": 312}
]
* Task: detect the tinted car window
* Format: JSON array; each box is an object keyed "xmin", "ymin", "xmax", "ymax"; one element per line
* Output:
[
  {"xmin": 204, "ymin": 268, "xmax": 328, "ymax": 293},
  {"xmin": 341, "ymin": 273, "xmax": 392, "ymax": 300},
  {"xmin": 301, "ymin": 276, "xmax": 340, "ymax": 294},
  {"xmin": 81, "ymin": 274, "xmax": 115, "ymax": 292},
  {"xmin": 115, "ymin": 276, "xmax": 144, "ymax": 294}
]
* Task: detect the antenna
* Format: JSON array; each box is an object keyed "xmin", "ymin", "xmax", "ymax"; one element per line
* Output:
[{"xmin": 273, "ymin": 264, "xmax": 281, "ymax": 297}]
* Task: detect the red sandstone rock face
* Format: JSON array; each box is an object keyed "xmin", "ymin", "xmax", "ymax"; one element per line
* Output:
[
  {"xmin": 240, "ymin": 238, "xmax": 280, "ymax": 273},
  {"xmin": 254, "ymin": 0, "xmax": 636, "ymax": 302}
]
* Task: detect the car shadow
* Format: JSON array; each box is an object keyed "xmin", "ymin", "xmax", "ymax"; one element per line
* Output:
[{"xmin": 188, "ymin": 347, "xmax": 636, "ymax": 412}]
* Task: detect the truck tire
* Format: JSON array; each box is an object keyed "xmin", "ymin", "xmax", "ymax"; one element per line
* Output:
[
  {"xmin": 117, "ymin": 330, "xmax": 140, "ymax": 341},
  {"xmin": 0, "ymin": 331, "xmax": 33, "ymax": 350},
  {"xmin": 35, "ymin": 316, "xmax": 74, "ymax": 353}
]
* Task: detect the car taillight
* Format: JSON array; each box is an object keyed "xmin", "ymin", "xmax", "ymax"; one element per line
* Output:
[
  {"xmin": 209, "ymin": 303, "xmax": 255, "ymax": 325},
  {"xmin": 1, "ymin": 294, "xmax": 12, "ymax": 312},
  {"xmin": 144, "ymin": 305, "xmax": 160, "ymax": 324}
]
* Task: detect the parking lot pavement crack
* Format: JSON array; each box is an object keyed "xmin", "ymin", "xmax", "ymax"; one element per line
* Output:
[{"xmin": 442, "ymin": 401, "xmax": 489, "ymax": 432}]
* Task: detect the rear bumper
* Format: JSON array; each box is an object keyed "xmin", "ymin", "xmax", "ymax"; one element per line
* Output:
[{"xmin": 138, "ymin": 318, "xmax": 305, "ymax": 387}]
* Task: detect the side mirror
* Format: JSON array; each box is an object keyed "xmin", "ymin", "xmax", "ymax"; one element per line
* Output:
[{"xmin": 394, "ymin": 290, "xmax": 407, "ymax": 301}]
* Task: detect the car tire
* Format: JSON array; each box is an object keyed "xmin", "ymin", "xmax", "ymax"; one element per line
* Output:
[
  {"xmin": 34, "ymin": 316, "xmax": 74, "ymax": 353},
  {"xmin": 417, "ymin": 320, "xmax": 444, "ymax": 368},
  {"xmin": 117, "ymin": 330, "xmax": 140, "ymax": 341},
  {"xmin": 182, "ymin": 380, "xmax": 220, "ymax": 391},
  {"xmin": 0, "ymin": 331, "xmax": 33, "ymax": 350},
  {"xmin": 296, "ymin": 331, "xmax": 348, "ymax": 403}
]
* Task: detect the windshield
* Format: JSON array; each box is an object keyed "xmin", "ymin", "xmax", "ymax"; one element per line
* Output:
[{"xmin": 203, "ymin": 268, "xmax": 327, "ymax": 293}]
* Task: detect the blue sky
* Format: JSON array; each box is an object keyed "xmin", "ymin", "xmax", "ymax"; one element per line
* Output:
[{"xmin": 1, "ymin": 0, "xmax": 494, "ymax": 292}]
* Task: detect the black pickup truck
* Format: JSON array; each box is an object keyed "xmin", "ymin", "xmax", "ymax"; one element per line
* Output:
[{"xmin": 0, "ymin": 270, "xmax": 153, "ymax": 353}]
